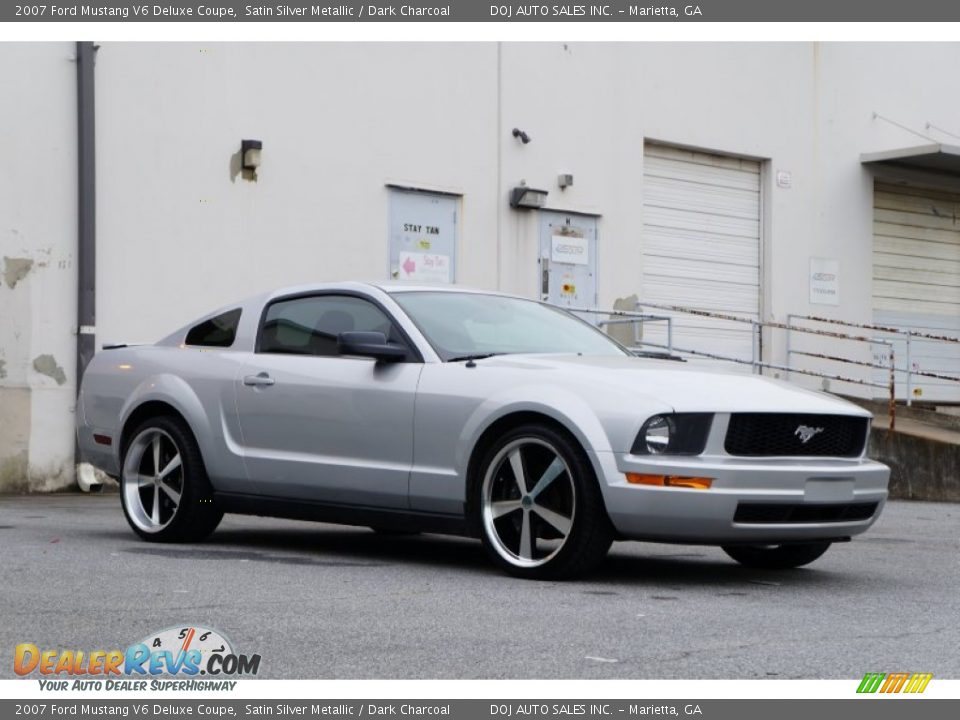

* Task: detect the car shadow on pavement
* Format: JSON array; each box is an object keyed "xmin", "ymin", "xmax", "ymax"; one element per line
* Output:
[
  {"xmin": 591, "ymin": 547, "xmax": 883, "ymax": 591},
  {"xmin": 98, "ymin": 523, "xmax": 887, "ymax": 590},
  {"xmin": 113, "ymin": 526, "xmax": 493, "ymax": 575}
]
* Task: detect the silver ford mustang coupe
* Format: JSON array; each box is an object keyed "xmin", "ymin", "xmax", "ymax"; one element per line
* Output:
[{"xmin": 78, "ymin": 283, "xmax": 889, "ymax": 579}]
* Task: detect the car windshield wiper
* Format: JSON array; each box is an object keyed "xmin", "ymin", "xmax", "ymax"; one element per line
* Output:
[{"xmin": 446, "ymin": 352, "xmax": 504, "ymax": 363}]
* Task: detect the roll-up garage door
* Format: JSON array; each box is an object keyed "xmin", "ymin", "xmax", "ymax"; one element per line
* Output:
[
  {"xmin": 641, "ymin": 144, "xmax": 761, "ymax": 367},
  {"xmin": 873, "ymin": 182, "xmax": 960, "ymax": 402}
]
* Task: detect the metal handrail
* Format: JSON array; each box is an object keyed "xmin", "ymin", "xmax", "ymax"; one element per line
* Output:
[
  {"xmin": 596, "ymin": 314, "xmax": 672, "ymax": 351},
  {"xmin": 789, "ymin": 314, "xmax": 960, "ymax": 345},
  {"xmin": 638, "ymin": 340, "xmax": 890, "ymax": 390},
  {"xmin": 564, "ymin": 303, "xmax": 904, "ymax": 429},
  {"xmin": 787, "ymin": 314, "xmax": 960, "ymax": 407}
]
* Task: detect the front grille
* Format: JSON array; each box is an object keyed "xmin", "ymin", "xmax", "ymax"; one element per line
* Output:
[
  {"xmin": 734, "ymin": 502, "xmax": 879, "ymax": 524},
  {"xmin": 725, "ymin": 413, "xmax": 869, "ymax": 457}
]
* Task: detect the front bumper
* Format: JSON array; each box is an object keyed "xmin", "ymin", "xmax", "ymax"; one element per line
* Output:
[{"xmin": 593, "ymin": 450, "xmax": 889, "ymax": 544}]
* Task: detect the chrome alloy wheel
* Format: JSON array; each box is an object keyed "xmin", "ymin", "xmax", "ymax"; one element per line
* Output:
[
  {"xmin": 122, "ymin": 428, "xmax": 184, "ymax": 533},
  {"xmin": 481, "ymin": 438, "xmax": 577, "ymax": 569}
]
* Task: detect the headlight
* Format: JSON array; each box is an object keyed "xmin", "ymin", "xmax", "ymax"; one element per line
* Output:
[
  {"xmin": 633, "ymin": 413, "xmax": 713, "ymax": 456},
  {"xmin": 640, "ymin": 415, "xmax": 673, "ymax": 454}
]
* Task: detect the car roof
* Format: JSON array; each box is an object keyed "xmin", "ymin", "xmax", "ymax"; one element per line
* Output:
[
  {"xmin": 260, "ymin": 281, "xmax": 517, "ymax": 299},
  {"xmin": 157, "ymin": 282, "xmax": 526, "ymax": 354},
  {"xmin": 372, "ymin": 282, "xmax": 512, "ymax": 296}
]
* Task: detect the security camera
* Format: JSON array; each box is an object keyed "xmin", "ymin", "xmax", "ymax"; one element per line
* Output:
[{"xmin": 512, "ymin": 128, "xmax": 531, "ymax": 144}]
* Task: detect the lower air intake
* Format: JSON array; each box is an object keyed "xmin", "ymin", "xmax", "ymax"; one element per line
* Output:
[{"xmin": 734, "ymin": 502, "xmax": 879, "ymax": 524}]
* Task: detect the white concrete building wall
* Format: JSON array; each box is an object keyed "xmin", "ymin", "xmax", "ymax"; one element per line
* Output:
[
  {"xmin": 3, "ymin": 41, "xmax": 960, "ymax": 490},
  {"xmin": 95, "ymin": 43, "xmax": 501, "ymax": 344},
  {"xmin": 0, "ymin": 42, "xmax": 79, "ymax": 491}
]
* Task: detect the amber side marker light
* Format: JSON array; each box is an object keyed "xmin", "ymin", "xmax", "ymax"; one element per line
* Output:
[{"xmin": 626, "ymin": 473, "xmax": 713, "ymax": 490}]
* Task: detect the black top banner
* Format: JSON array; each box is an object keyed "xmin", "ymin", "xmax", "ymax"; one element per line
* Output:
[{"xmin": 5, "ymin": 0, "xmax": 960, "ymax": 22}]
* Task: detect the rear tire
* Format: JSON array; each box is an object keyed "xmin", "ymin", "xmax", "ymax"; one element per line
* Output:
[
  {"xmin": 475, "ymin": 423, "xmax": 613, "ymax": 580},
  {"xmin": 722, "ymin": 541, "xmax": 831, "ymax": 569},
  {"xmin": 120, "ymin": 415, "xmax": 223, "ymax": 543}
]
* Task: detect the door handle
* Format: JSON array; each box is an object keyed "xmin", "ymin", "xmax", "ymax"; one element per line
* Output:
[{"xmin": 243, "ymin": 372, "xmax": 275, "ymax": 387}]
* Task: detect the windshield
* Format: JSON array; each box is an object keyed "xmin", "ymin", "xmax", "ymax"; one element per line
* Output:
[{"xmin": 390, "ymin": 291, "xmax": 629, "ymax": 361}]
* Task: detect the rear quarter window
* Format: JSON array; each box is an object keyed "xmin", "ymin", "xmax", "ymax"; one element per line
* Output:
[{"xmin": 185, "ymin": 308, "xmax": 242, "ymax": 348}]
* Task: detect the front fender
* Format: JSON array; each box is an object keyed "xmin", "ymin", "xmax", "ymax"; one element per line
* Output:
[
  {"xmin": 409, "ymin": 361, "xmax": 679, "ymax": 515},
  {"xmin": 456, "ymin": 384, "xmax": 674, "ymax": 494},
  {"xmin": 458, "ymin": 385, "xmax": 613, "ymax": 471}
]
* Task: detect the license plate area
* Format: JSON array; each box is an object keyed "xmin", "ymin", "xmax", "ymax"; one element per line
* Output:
[{"xmin": 805, "ymin": 478, "xmax": 855, "ymax": 502}]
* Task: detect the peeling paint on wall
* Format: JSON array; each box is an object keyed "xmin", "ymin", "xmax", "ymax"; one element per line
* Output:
[
  {"xmin": 32, "ymin": 354, "xmax": 67, "ymax": 385},
  {"xmin": 3, "ymin": 256, "xmax": 34, "ymax": 289},
  {"xmin": 0, "ymin": 358, "xmax": 6, "ymax": 379}
]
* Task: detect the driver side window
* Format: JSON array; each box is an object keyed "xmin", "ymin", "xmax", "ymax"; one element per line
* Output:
[{"xmin": 259, "ymin": 295, "xmax": 402, "ymax": 357}]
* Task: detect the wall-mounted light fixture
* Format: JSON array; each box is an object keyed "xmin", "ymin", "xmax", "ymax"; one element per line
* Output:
[
  {"xmin": 240, "ymin": 139, "xmax": 263, "ymax": 171},
  {"xmin": 511, "ymin": 128, "xmax": 531, "ymax": 144},
  {"xmin": 558, "ymin": 173, "xmax": 574, "ymax": 190},
  {"xmin": 509, "ymin": 186, "xmax": 548, "ymax": 209}
]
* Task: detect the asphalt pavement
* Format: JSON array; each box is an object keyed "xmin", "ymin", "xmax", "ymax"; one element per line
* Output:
[{"xmin": 1, "ymin": 493, "xmax": 957, "ymax": 679}]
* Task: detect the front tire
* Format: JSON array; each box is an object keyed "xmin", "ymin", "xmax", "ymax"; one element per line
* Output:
[
  {"xmin": 120, "ymin": 415, "xmax": 223, "ymax": 543},
  {"xmin": 722, "ymin": 541, "xmax": 831, "ymax": 569},
  {"xmin": 476, "ymin": 424, "xmax": 613, "ymax": 580}
]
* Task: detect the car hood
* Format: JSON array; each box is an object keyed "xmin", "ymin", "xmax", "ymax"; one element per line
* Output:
[{"xmin": 481, "ymin": 354, "xmax": 872, "ymax": 416}]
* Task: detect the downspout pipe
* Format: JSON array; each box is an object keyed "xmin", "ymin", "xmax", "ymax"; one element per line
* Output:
[
  {"xmin": 76, "ymin": 41, "xmax": 96, "ymax": 394},
  {"xmin": 74, "ymin": 41, "xmax": 97, "ymax": 488}
]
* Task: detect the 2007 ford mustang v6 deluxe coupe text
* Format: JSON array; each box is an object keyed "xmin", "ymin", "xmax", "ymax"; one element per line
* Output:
[{"xmin": 78, "ymin": 283, "xmax": 889, "ymax": 578}]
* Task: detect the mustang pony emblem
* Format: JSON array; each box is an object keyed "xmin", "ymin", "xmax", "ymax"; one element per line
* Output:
[{"xmin": 794, "ymin": 425, "xmax": 825, "ymax": 444}]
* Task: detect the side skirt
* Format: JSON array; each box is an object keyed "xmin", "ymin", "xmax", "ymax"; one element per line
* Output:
[{"xmin": 215, "ymin": 492, "xmax": 470, "ymax": 536}]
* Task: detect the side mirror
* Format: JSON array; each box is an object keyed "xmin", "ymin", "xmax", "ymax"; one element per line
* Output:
[{"xmin": 337, "ymin": 331, "xmax": 407, "ymax": 362}]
